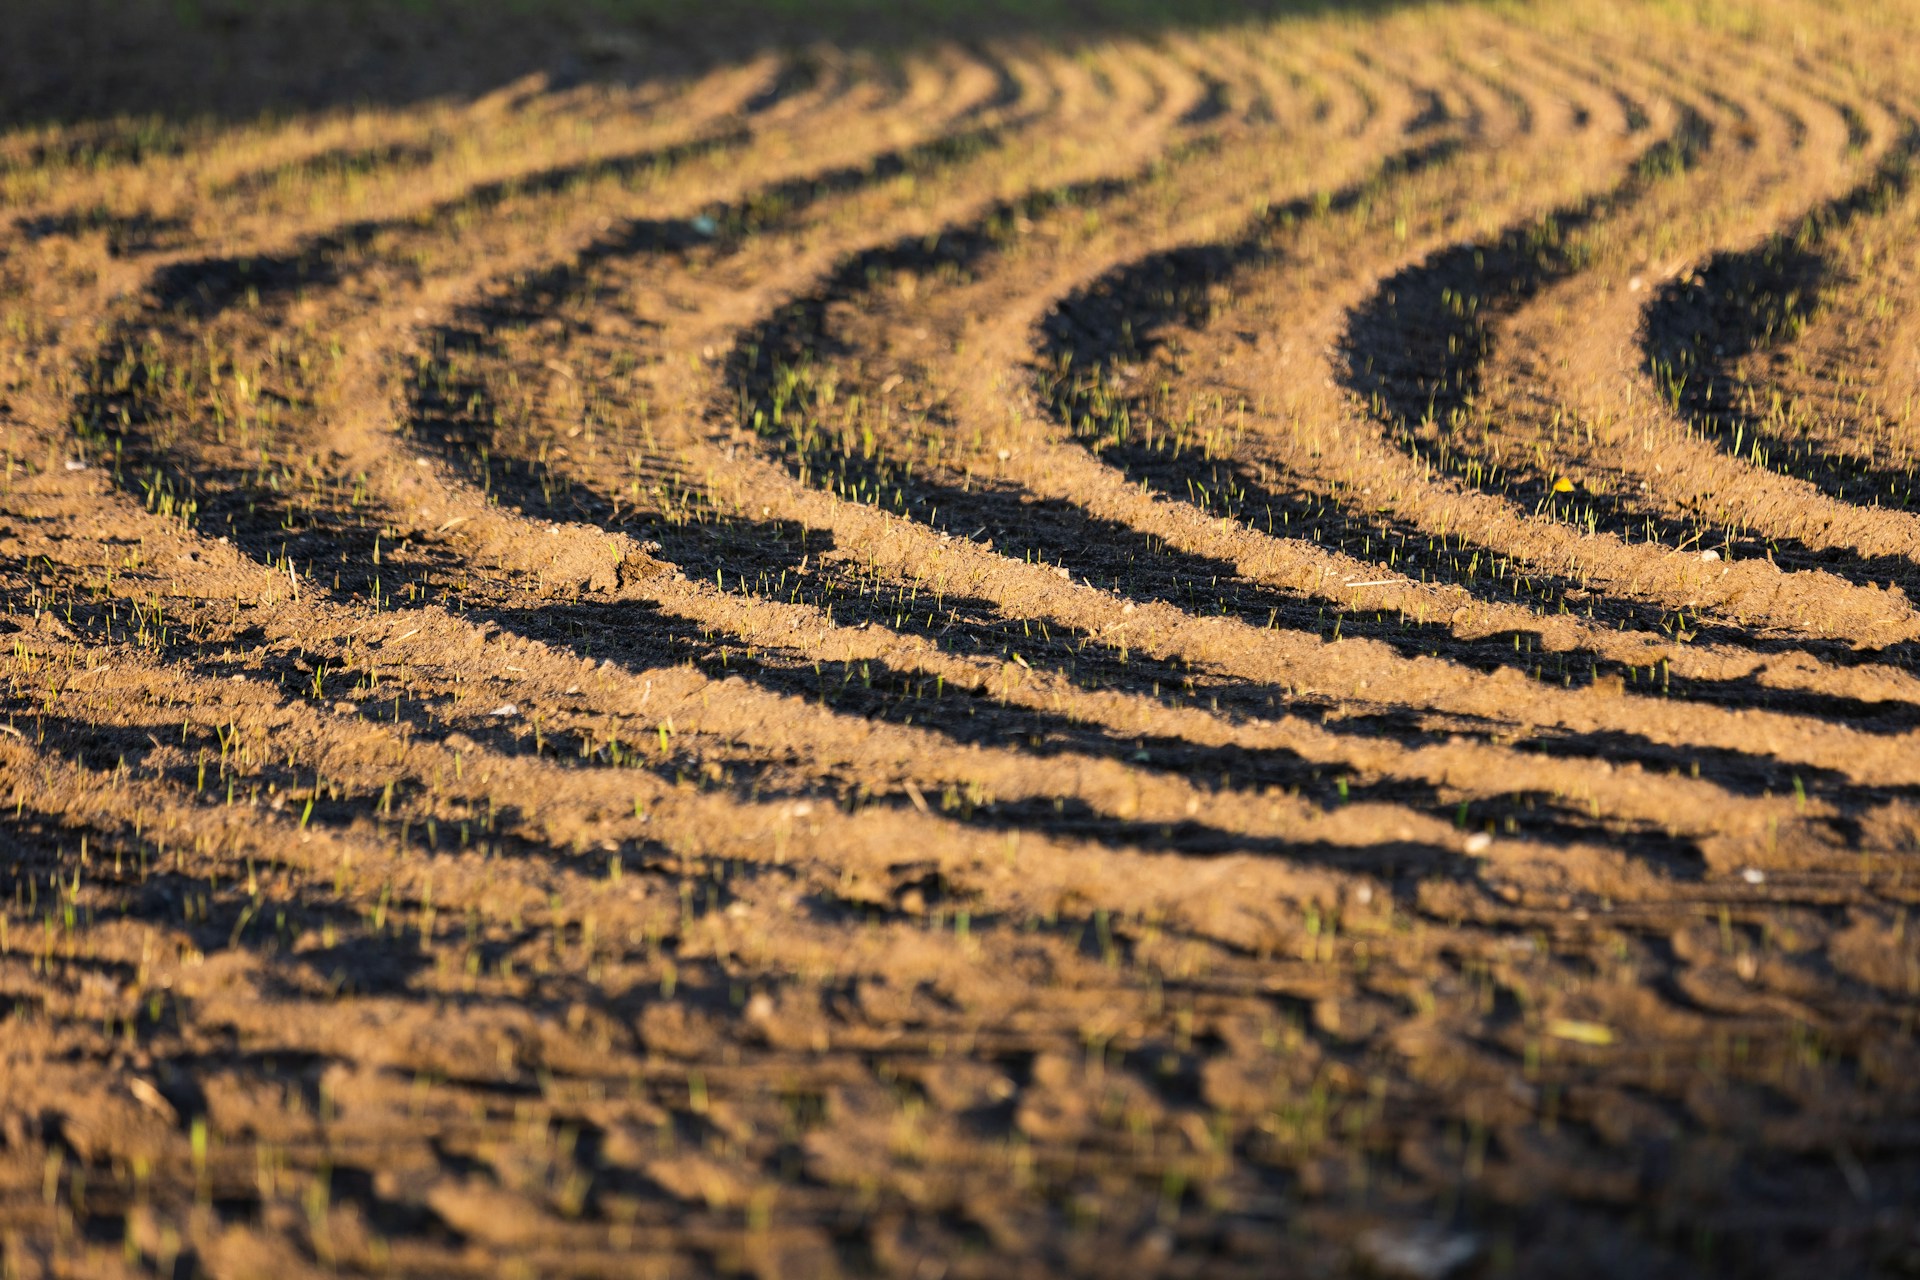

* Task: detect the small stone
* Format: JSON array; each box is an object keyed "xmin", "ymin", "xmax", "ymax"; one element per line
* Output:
[
  {"xmin": 1354, "ymin": 1224, "xmax": 1481, "ymax": 1280},
  {"xmin": 1463, "ymin": 832, "xmax": 1493, "ymax": 855}
]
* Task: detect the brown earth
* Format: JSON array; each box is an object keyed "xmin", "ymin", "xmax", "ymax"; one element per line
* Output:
[{"xmin": 4, "ymin": 1, "xmax": 1920, "ymax": 1276}]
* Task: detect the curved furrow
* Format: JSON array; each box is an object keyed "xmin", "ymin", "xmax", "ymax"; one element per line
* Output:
[
  {"xmin": 4, "ymin": 417, "xmax": 1398, "ymax": 958},
  {"xmin": 1734, "ymin": 149, "xmax": 1920, "ymax": 473},
  {"xmin": 1158, "ymin": 30, "xmax": 1266, "ymax": 128},
  {"xmin": 1182, "ymin": 38, "xmax": 1920, "ymax": 690},
  {"xmin": 1297, "ymin": 51, "xmax": 1920, "ymax": 700},
  {"xmin": 371, "ymin": 32, "xmax": 1859, "ymax": 876},
  {"xmin": 65, "ymin": 47, "xmax": 1029, "ymax": 566},
  {"xmin": 387, "ymin": 149, "xmax": 1889, "ymax": 898},
  {"xmin": 0, "ymin": 62, "xmax": 772, "ymax": 271},
  {"xmin": 668, "ymin": 35, "xmax": 1920, "ymax": 840},
  {"xmin": 1847, "ymin": 145, "xmax": 1920, "ymax": 439},
  {"xmin": 37, "ymin": 27, "xmax": 1920, "ymax": 832},
  {"xmin": 34, "ymin": 40, "xmax": 1407, "ymax": 859},
  {"xmin": 12, "ymin": 11, "xmax": 1920, "ymax": 1275},
  {"xmin": 1405, "ymin": 45, "xmax": 1920, "ymax": 642},
  {"xmin": 58, "ymin": 30, "xmax": 1175, "ymax": 591},
  {"xmin": 0, "ymin": 493, "xmax": 1464, "ymax": 967},
  {"xmin": 4, "ymin": 459, "xmax": 1882, "ymax": 967},
  {"xmin": 679, "ymin": 30, "xmax": 1920, "ymax": 793},
  {"xmin": 1029, "ymin": 34, "xmax": 1675, "ymax": 651},
  {"xmin": 1643, "ymin": 104, "xmax": 1920, "ymax": 542},
  {"xmin": 6, "ymin": 62, "xmax": 778, "ymax": 425},
  {"xmin": 0, "ymin": 431, "xmax": 1526, "ymax": 903}
]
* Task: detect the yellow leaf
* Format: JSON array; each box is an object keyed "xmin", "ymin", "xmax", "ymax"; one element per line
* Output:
[
  {"xmin": 1551, "ymin": 477, "xmax": 1575, "ymax": 493},
  {"xmin": 1547, "ymin": 1018, "xmax": 1613, "ymax": 1046}
]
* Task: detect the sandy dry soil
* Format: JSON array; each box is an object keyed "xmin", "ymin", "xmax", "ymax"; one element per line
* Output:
[{"xmin": 3, "ymin": 1, "xmax": 1920, "ymax": 1275}]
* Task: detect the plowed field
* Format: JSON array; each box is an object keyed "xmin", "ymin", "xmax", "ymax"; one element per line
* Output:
[{"xmin": 4, "ymin": 1, "xmax": 1920, "ymax": 1275}]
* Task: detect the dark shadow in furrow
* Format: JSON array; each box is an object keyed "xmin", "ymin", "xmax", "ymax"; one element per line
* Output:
[
  {"xmin": 463, "ymin": 118, "xmax": 1015, "ymax": 292},
  {"xmin": 1, "ymin": 118, "xmax": 191, "ymax": 170},
  {"xmin": 741, "ymin": 52, "xmax": 828, "ymax": 116},
  {"xmin": 1346, "ymin": 125, "xmax": 1707, "ymax": 463},
  {"xmin": 73, "ymin": 111, "xmax": 1033, "ymax": 606},
  {"xmin": 366, "ymin": 471, "xmax": 1862, "ymax": 861},
  {"xmin": 721, "ymin": 119, "xmax": 1920, "ymax": 722},
  {"xmin": 127, "ymin": 125, "xmax": 750, "ymax": 321},
  {"xmin": 456, "ymin": 607, "xmax": 1721, "ymax": 879},
  {"xmin": 1402, "ymin": 88, "xmax": 1450, "ymax": 133},
  {"xmin": 38, "ymin": 170, "xmax": 1867, "ymax": 876},
  {"xmin": 954, "ymin": 45, "xmax": 1028, "ymax": 124},
  {"xmin": 398, "ymin": 361, "xmax": 1745, "ymax": 866},
  {"xmin": 1329, "ymin": 110, "xmax": 1728, "ymax": 538},
  {"xmin": 17, "ymin": 519, "xmax": 1894, "ymax": 878},
  {"xmin": 0, "ymin": 794, "xmax": 431, "ymax": 997},
  {"xmin": 1643, "ymin": 130, "xmax": 1920, "ymax": 545},
  {"xmin": 13, "ymin": 206, "xmax": 191, "ymax": 256},
  {"xmin": 1029, "ymin": 126, "xmax": 1748, "ymax": 659},
  {"xmin": 1178, "ymin": 72, "xmax": 1232, "ymax": 127},
  {"xmin": 1347, "ymin": 106, "xmax": 1920, "ymax": 608},
  {"xmin": 69, "ymin": 122, "xmax": 754, "ymax": 601}
]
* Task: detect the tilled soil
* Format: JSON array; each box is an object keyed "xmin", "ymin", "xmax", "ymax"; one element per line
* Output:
[{"xmin": 4, "ymin": 2, "xmax": 1920, "ymax": 1276}]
